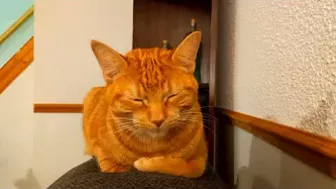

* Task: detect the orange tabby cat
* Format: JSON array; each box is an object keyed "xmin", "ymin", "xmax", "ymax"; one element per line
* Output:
[{"xmin": 82, "ymin": 31, "xmax": 207, "ymax": 178}]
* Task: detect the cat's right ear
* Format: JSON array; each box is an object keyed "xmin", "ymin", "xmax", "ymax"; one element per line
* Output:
[
  {"xmin": 172, "ymin": 31, "xmax": 201, "ymax": 73},
  {"xmin": 91, "ymin": 40, "xmax": 127, "ymax": 83}
]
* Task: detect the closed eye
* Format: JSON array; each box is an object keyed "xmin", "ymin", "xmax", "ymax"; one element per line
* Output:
[
  {"xmin": 168, "ymin": 94, "xmax": 178, "ymax": 99},
  {"xmin": 165, "ymin": 93, "xmax": 178, "ymax": 102},
  {"xmin": 132, "ymin": 98, "xmax": 144, "ymax": 102}
]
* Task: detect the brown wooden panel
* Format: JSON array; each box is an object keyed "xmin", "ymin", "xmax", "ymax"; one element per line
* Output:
[
  {"xmin": 209, "ymin": 0, "xmax": 218, "ymax": 107},
  {"xmin": 133, "ymin": 0, "xmax": 211, "ymax": 81},
  {"xmin": 207, "ymin": 0, "xmax": 219, "ymax": 167},
  {"xmin": 0, "ymin": 37, "xmax": 34, "ymax": 94}
]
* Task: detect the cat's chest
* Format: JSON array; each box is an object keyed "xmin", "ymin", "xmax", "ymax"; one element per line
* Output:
[{"xmin": 111, "ymin": 135, "xmax": 198, "ymax": 162}]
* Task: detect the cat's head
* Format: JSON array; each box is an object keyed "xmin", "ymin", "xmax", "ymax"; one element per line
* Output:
[{"xmin": 90, "ymin": 31, "xmax": 202, "ymax": 137}]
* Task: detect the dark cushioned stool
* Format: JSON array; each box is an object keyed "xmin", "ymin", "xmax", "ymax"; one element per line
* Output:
[{"xmin": 47, "ymin": 158, "xmax": 228, "ymax": 189}]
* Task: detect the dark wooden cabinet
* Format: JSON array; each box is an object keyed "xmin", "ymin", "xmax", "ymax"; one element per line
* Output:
[{"xmin": 132, "ymin": 0, "xmax": 218, "ymax": 166}]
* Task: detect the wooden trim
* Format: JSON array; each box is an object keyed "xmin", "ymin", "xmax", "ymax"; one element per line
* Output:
[
  {"xmin": 207, "ymin": 0, "xmax": 219, "ymax": 168},
  {"xmin": 209, "ymin": 0, "xmax": 218, "ymax": 108},
  {"xmin": 34, "ymin": 104, "xmax": 83, "ymax": 113},
  {"xmin": 222, "ymin": 109, "xmax": 336, "ymax": 179},
  {"xmin": 0, "ymin": 37, "xmax": 34, "ymax": 94},
  {"xmin": 0, "ymin": 6, "xmax": 34, "ymax": 45}
]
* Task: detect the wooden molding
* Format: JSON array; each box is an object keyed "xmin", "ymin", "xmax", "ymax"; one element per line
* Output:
[
  {"xmin": 34, "ymin": 104, "xmax": 83, "ymax": 113},
  {"xmin": 222, "ymin": 109, "xmax": 336, "ymax": 179},
  {"xmin": 208, "ymin": 0, "xmax": 219, "ymax": 167},
  {"xmin": 0, "ymin": 37, "xmax": 34, "ymax": 94},
  {"xmin": 33, "ymin": 103, "xmax": 336, "ymax": 178}
]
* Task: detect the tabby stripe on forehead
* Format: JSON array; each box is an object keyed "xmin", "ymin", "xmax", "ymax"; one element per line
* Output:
[{"xmin": 137, "ymin": 54, "xmax": 166, "ymax": 89}]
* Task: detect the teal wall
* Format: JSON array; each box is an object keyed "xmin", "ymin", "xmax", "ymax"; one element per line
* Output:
[
  {"xmin": 0, "ymin": 0, "xmax": 34, "ymax": 67},
  {"xmin": 0, "ymin": 0, "xmax": 33, "ymax": 34}
]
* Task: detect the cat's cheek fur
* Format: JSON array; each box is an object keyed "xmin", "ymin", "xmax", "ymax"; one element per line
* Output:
[
  {"xmin": 132, "ymin": 111, "xmax": 153, "ymax": 129},
  {"xmin": 164, "ymin": 109, "xmax": 180, "ymax": 124}
]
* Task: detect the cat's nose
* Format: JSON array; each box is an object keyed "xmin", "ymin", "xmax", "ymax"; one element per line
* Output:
[
  {"xmin": 152, "ymin": 119, "xmax": 164, "ymax": 128},
  {"xmin": 149, "ymin": 104, "xmax": 166, "ymax": 127}
]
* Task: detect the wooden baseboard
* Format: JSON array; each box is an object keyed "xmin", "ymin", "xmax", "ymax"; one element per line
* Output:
[
  {"xmin": 0, "ymin": 37, "xmax": 34, "ymax": 94},
  {"xmin": 34, "ymin": 103, "xmax": 83, "ymax": 113},
  {"xmin": 33, "ymin": 103, "xmax": 336, "ymax": 178}
]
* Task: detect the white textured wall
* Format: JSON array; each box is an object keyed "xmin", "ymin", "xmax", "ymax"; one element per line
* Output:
[
  {"xmin": 33, "ymin": 0, "xmax": 133, "ymax": 187},
  {"xmin": 217, "ymin": 0, "xmax": 336, "ymax": 188},
  {"xmin": 217, "ymin": 0, "xmax": 336, "ymax": 138},
  {"xmin": 220, "ymin": 0, "xmax": 336, "ymax": 138},
  {"xmin": 0, "ymin": 64, "xmax": 36, "ymax": 189}
]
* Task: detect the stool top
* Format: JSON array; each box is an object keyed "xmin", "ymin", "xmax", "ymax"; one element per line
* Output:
[{"xmin": 47, "ymin": 159, "xmax": 228, "ymax": 189}]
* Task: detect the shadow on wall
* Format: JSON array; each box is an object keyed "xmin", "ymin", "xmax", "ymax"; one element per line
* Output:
[
  {"xmin": 298, "ymin": 91, "xmax": 335, "ymax": 138},
  {"xmin": 235, "ymin": 136, "xmax": 279, "ymax": 189},
  {"xmin": 0, "ymin": 158, "xmax": 7, "ymax": 169},
  {"xmin": 236, "ymin": 166, "xmax": 276, "ymax": 189},
  {"xmin": 14, "ymin": 168, "xmax": 41, "ymax": 189},
  {"xmin": 234, "ymin": 135, "xmax": 335, "ymax": 189}
]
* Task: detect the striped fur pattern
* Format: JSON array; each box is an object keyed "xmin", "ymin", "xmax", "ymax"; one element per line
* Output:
[{"xmin": 83, "ymin": 31, "xmax": 207, "ymax": 178}]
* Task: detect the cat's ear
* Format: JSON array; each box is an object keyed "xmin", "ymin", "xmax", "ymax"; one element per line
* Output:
[
  {"xmin": 91, "ymin": 40, "xmax": 127, "ymax": 83},
  {"xmin": 172, "ymin": 31, "xmax": 201, "ymax": 73}
]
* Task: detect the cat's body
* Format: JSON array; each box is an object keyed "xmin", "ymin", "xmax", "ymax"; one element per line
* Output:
[{"xmin": 83, "ymin": 31, "xmax": 208, "ymax": 178}]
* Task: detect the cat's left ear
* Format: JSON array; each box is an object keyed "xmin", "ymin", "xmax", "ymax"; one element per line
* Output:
[
  {"xmin": 91, "ymin": 40, "xmax": 128, "ymax": 83},
  {"xmin": 172, "ymin": 31, "xmax": 201, "ymax": 73}
]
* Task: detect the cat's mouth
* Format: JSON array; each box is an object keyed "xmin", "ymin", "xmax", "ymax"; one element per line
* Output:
[
  {"xmin": 131, "ymin": 121, "xmax": 172, "ymax": 138},
  {"xmin": 145, "ymin": 127, "xmax": 169, "ymax": 138},
  {"xmin": 113, "ymin": 116, "xmax": 187, "ymax": 138}
]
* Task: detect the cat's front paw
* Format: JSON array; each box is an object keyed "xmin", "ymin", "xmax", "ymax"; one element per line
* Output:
[
  {"xmin": 134, "ymin": 157, "xmax": 164, "ymax": 172},
  {"xmin": 134, "ymin": 156, "xmax": 206, "ymax": 178},
  {"xmin": 134, "ymin": 156, "xmax": 186, "ymax": 176}
]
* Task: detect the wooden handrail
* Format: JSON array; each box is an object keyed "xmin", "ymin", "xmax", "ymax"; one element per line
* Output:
[
  {"xmin": 0, "ymin": 37, "xmax": 34, "ymax": 94},
  {"xmin": 221, "ymin": 109, "xmax": 336, "ymax": 179},
  {"xmin": 33, "ymin": 104, "xmax": 336, "ymax": 178},
  {"xmin": 0, "ymin": 6, "xmax": 34, "ymax": 94},
  {"xmin": 0, "ymin": 5, "xmax": 34, "ymax": 45}
]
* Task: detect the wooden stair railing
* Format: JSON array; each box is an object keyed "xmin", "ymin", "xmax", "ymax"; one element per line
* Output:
[
  {"xmin": 0, "ymin": 37, "xmax": 34, "ymax": 94},
  {"xmin": 33, "ymin": 104, "xmax": 336, "ymax": 179},
  {"xmin": 0, "ymin": 6, "xmax": 34, "ymax": 94}
]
